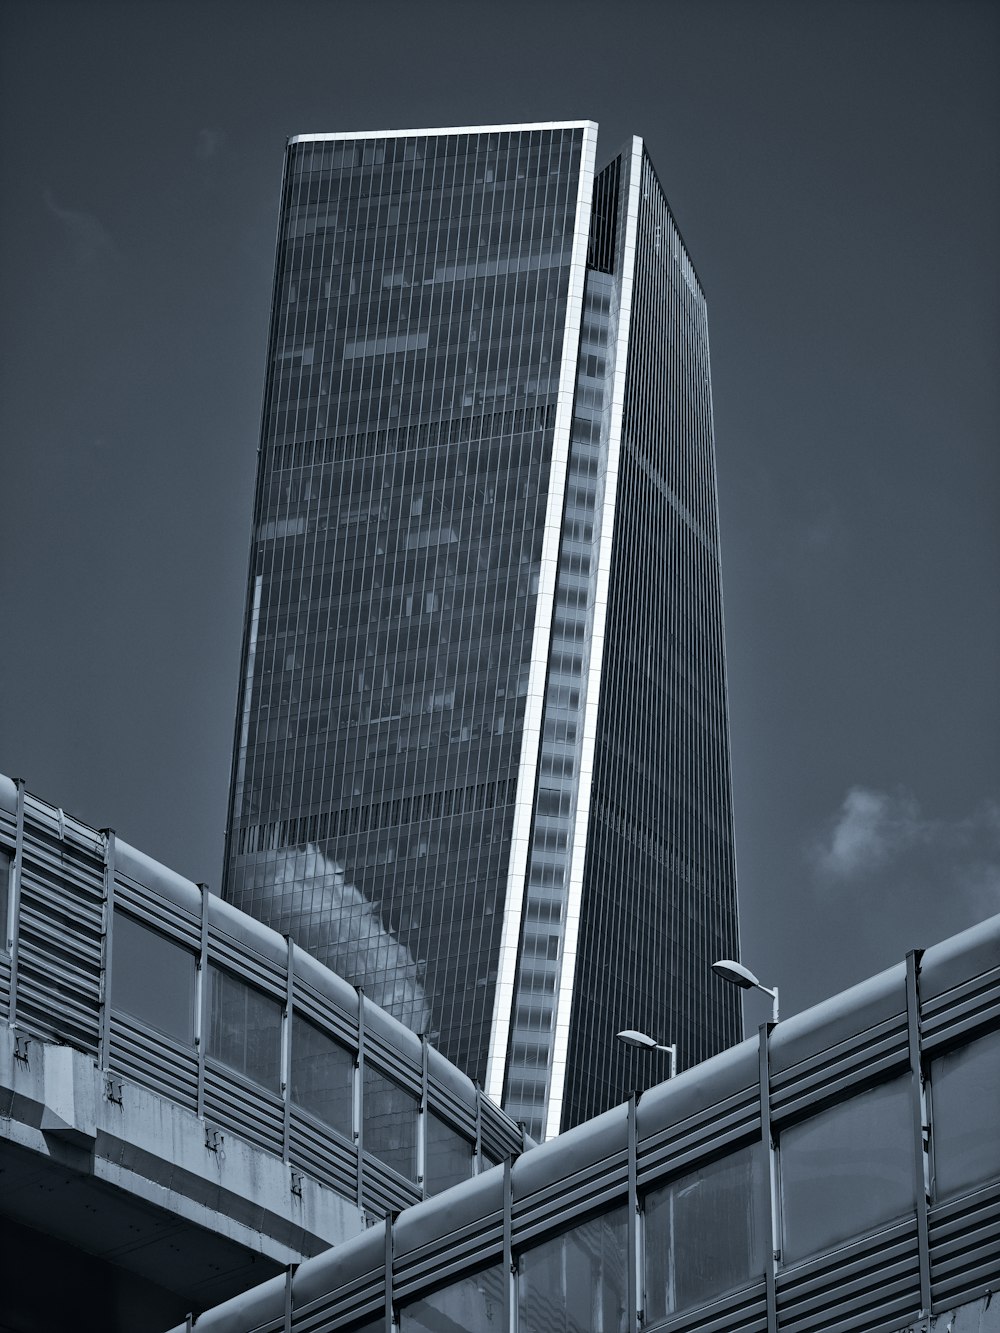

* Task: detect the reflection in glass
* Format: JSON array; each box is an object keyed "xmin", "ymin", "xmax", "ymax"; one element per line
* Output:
[
  {"xmin": 110, "ymin": 910, "xmax": 195, "ymax": 1042},
  {"xmin": 206, "ymin": 965, "xmax": 282, "ymax": 1091},
  {"xmin": 399, "ymin": 1264, "xmax": 504, "ymax": 1332},
  {"xmin": 290, "ymin": 1012, "xmax": 355, "ymax": 1137},
  {"xmin": 931, "ymin": 1029, "xmax": 1000, "ymax": 1200},
  {"xmin": 363, "ymin": 1064, "xmax": 419, "ymax": 1179},
  {"xmin": 644, "ymin": 1141, "xmax": 765, "ymax": 1318},
  {"xmin": 518, "ymin": 1205, "xmax": 627, "ymax": 1333},
  {"xmin": 779, "ymin": 1076, "xmax": 915, "ymax": 1264},
  {"xmin": 425, "ymin": 1111, "xmax": 475, "ymax": 1195}
]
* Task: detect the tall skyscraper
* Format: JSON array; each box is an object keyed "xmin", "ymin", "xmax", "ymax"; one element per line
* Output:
[{"xmin": 224, "ymin": 122, "xmax": 741, "ymax": 1139}]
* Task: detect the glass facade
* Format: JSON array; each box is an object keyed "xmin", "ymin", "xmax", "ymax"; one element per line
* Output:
[
  {"xmin": 224, "ymin": 124, "xmax": 741, "ymax": 1139},
  {"xmin": 559, "ymin": 147, "xmax": 741, "ymax": 1132}
]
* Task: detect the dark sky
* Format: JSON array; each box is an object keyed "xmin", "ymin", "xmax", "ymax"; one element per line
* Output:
[{"xmin": 2, "ymin": 0, "xmax": 997, "ymax": 1033}]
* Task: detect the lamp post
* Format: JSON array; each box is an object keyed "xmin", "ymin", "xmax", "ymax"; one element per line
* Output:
[
  {"xmin": 615, "ymin": 1029, "xmax": 678, "ymax": 1079},
  {"xmin": 712, "ymin": 958, "xmax": 779, "ymax": 1023}
]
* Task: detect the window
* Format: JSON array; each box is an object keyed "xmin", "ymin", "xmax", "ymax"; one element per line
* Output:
[
  {"xmin": 290, "ymin": 1013, "xmax": 354, "ymax": 1138},
  {"xmin": 779, "ymin": 1076, "xmax": 915, "ymax": 1264},
  {"xmin": 425, "ymin": 1112, "xmax": 475, "ymax": 1196},
  {"xmin": 110, "ymin": 910, "xmax": 195, "ymax": 1043},
  {"xmin": 931, "ymin": 1028, "xmax": 1000, "ymax": 1201},
  {"xmin": 205, "ymin": 966, "xmax": 282, "ymax": 1092},
  {"xmin": 362, "ymin": 1064, "xmax": 419, "ymax": 1180},
  {"xmin": 644, "ymin": 1141, "xmax": 766, "ymax": 1318},
  {"xmin": 518, "ymin": 1206, "xmax": 628, "ymax": 1333},
  {"xmin": 400, "ymin": 1264, "xmax": 504, "ymax": 1332}
]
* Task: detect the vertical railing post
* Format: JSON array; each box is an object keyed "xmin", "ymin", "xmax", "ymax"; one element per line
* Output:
[
  {"xmin": 7, "ymin": 778, "xmax": 25, "ymax": 1028},
  {"xmin": 97, "ymin": 829, "xmax": 116, "ymax": 1070},
  {"xmin": 418, "ymin": 1035, "xmax": 428, "ymax": 1194},
  {"xmin": 628, "ymin": 1091, "xmax": 640, "ymax": 1333},
  {"xmin": 283, "ymin": 1263, "xmax": 294, "ymax": 1333},
  {"xmin": 474, "ymin": 1079, "xmax": 484, "ymax": 1174},
  {"xmin": 195, "ymin": 883, "xmax": 209, "ymax": 1121},
  {"xmin": 356, "ymin": 988, "xmax": 365, "ymax": 1212},
  {"xmin": 384, "ymin": 1210, "xmax": 394, "ymax": 1333},
  {"xmin": 504, "ymin": 1155, "xmax": 514, "ymax": 1333},
  {"xmin": 759, "ymin": 1021, "xmax": 778, "ymax": 1333},
  {"xmin": 906, "ymin": 948, "xmax": 932, "ymax": 1317},
  {"xmin": 282, "ymin": 937, "xmax": 294, "ymax": 1165}
]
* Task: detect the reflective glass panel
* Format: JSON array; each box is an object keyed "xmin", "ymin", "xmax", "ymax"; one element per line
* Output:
[
  {"xmin": 363, "ymin": 1064, "xmax": 418, "ymax": 1180},
  {"xmin": 779, "ymin": 1076, "xmax": 915, "ymax": 1264},
  {"xmin": 205, "ymin": 965, "xmax": 282, "ymax": 1091},
  {"xmin": 425, "ymin": 1111, "xmax": 475, "ymax": 1195},
  {"xmin": 518, "ymin": 1205, "xmax": 628, "ymax": 1333},
  {"xmin": 290, "ymin": 1012, "xmax": 355, "ymax": 1137},
  {"xmin": 931, "ymin": 1028, "xmax": 1000, "ymax": 1200},
  {"xmin": 110, "ymin": 910, "xmax": 195, "ymax": 1042},
  {"xmin": 644, "ymin": 1141, "xmax": 766, "ymax": 1318},
  {"xmin": 399, "ymin": 1264, "xmax": 503, "ymax": 1332}
]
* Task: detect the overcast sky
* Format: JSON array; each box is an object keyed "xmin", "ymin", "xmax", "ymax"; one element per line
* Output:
[{"xmin": 1, "ymin": 0, "xmax": 997, "ymax": 1032}]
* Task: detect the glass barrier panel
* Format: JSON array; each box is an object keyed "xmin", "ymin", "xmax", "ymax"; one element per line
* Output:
[
  {"xmin": 110, "ymin": 910, "xmax": 195, "ymax": 1042},
  {"xmin": 0, "ymin": 846, "xmax": 11, "ymax": 951},
  {"xmin": 779, "ymin": 1075, "xmax": 915, "ymax": 1264},
  {"xmin": 518, "ymin": 1205, "xmax": 628, "ymax": 1333},
  {"xmin": 290, "ymin": 1012, "xmax": 355, "ymax": 1138},
  {"xmin": 205, "ymin": 965, "xmax": 282, "ymax": 1091},
  {"xmin": 931, "ymin": 1027, "xmax": 1000, "ymax": 1201},
  {"xmin": 644, "ymin": 1141, "xmax": 766, "ymax": 1319},
  {"xmin": 399, "ymin": 1263, "xmax": 504, "ymax": 1332},
  {"xmin": 425, "ymin": 1111, "xmax": 475, "ymax": 1195},
  {"xmin": 363, "ymin": 1064, "xmax": 419, "ymax": 1180}
]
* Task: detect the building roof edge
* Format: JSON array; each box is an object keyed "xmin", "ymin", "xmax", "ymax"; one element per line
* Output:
[{"xmin": 288, "ymin": 121, "xmax": 598, "ymax": 145}]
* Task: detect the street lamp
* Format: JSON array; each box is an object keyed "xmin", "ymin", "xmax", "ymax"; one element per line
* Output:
[
  {"xmin": 616, "ymin": 1029, "xmax": 678, "ymax": 1079},
  {"xmin": 712, "ymin": 958, "xmax": 779, "ymax": 1023}
]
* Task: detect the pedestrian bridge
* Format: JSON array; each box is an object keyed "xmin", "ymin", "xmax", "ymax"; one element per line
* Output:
[{"xmin": 0, "ymin": 775, "xmax": 525, "ymax": 1329}]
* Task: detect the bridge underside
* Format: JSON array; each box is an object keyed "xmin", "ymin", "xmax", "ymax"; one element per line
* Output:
[{"xmin": 0, "ymin": 1027, "xmax": 361, "ymax": 1332}]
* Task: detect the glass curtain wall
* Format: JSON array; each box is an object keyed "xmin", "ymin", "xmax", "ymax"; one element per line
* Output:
[{"xmin": 563, "ymin": 148, "xmax": 742, "ymax": 1127}]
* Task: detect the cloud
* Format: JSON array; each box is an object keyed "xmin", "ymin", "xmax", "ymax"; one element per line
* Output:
[
  {"xmin": 235, "ymin": 843, "xmax": 434, "ymax": 1035},
  {"xmin": 812, "ymin": 786, "xmax": 1000, "ymax": 912},
  {"xmin": 43, "ymin": 189, "xmax": 116, "ymax": 266},
  {"xmin": 815, "ymin": 786, "xmax": 922, "ymax": 879},
  {"xmin": 196, "ymin": 128, "xmax": 227, "ymax": 162}
]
